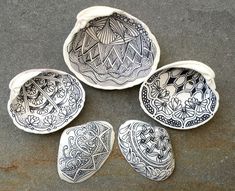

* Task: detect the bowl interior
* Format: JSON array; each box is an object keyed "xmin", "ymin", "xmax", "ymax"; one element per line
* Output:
[
  {"xmin": 140, "ymin": 68, "xmax": 218, "ymax": 129},
  {"xmin": 67, "ymin": 12, "xmax": 157, "ymax": 88},
  {"xmin": 9, "ymin": 71, "xmax": 85, "ymax": 133}
]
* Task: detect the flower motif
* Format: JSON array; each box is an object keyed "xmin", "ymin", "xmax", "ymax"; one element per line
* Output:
[
  {"xmin": 25, "ymin": 115, "xmax": 40, "ymax": 127},
  {"xmin": 34, "ymin": 78, "xmax": 46, "ymax": 86},
  {"xmin": 149, "ymin": 80, "xmax": 170, "ymax": 101},
  {"xmin": 154, "ymin": 99, "xmax": 172, "ymax": 115},
  {"xmin": 69, "ymin": 93, "xmax": 80, "ymax": 108},
  {"xmin": 174, "ymin": 107, "xmax": 195, "ymax": 120},
  {"xmin": 185, "ymin": 97, "xmax": 208, "ymax": 113},
  {"xmin": 13, "ymin": 103, "xmax": 25, "ymax": 113},
  {"xmin": 169, "ymin": 97, "xmax": 182, "ymax": 111},
  {"xmin": 59, "ymin": 107, "xmax": 72, "ymax": 119},
  {"xmin": 44, "ymin": 82, "xmax": 55, "ymax": 93},
  {"xmin": 185, "ymin": 97, "xmax": 198, "ymax": 110},
  {"xmin": 63, "ymin": 76, "xmax": 76, "ymax": 91},
  {"xmin": 157, "ymin": 89, "xmax": 170, "ymax": 102},
  {"xmin": 195, "ymin": 99, "xmax": 208, "ymax": 113},
  {"xmin": 43, "ymin": 115, "xmax": 57, "ymax": 128},
  {"xmin": 29, "ymin": 95, "xmax": 43, "ymax": 106},
  {"xmin": 149, "ymin": 80, "xmax": 161, "ymax": 98},
  {"xmin": 57, "ymin": 87, "xmax": 66, "ymax": 98},
  {"xmin": 26, "ymin": 85, "xmax": 37, "ymax": 95},
  {"xmin": 37, "ymin": 107, "xmax": 49, "ymax": 115}
]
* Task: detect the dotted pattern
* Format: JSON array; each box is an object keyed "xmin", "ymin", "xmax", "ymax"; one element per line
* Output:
[
  {"xmin": 186, "ymin": 114, "xmax": 211, "ymax": 127},
  {"xmin": 156, "ymin": 115, "xmax": 182, "ymax": 127},
  {"xmin": 112, "ymin": 13, "xmax": 150, "ymax": 40},
  {"xmin": 141, "ymin": 86, "xmax": 154, "ymax": 114},
  {"xmin": 210, "ymin": 94, "xmax": 217, "ymax": 112}
]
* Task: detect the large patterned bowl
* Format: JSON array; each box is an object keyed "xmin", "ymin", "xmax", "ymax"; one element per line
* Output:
[
  {"xmin": 139, "ymin": 61, "xmax": 219, "ymax": 130},
  {"xmin": 63, "ymin": 6, "xmax": 160, "ymax": 90},
  {"xmin": 7, "ymin": 69, "xmax": 85, "ymax": 134}
]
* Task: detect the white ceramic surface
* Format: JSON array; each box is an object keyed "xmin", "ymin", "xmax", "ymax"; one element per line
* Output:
[
  {"xmin": 139, "ymin": 60, "xmax": 219, "ymax": 129},
  {"xmin": 7, "ymin": 69, "xmax": 85, "ymax": 134},
  {"xmin": 118, "ymin": 120, "xmax": 175, "ymax": 181},
  {"xmin": 63, "ymin": 6, "xmax": 160, "ymax": 90},
  {"xmin": 57, "ymin": 121, "xmax": 115, "ymax": 183}
]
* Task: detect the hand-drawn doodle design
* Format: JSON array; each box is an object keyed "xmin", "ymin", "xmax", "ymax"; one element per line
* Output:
[
  {"xmin": 8, "ymin": 70, "xmax": 85, "ymax": 134},
  {"xmin": 139, "ymin": 67, "xmax": 218, "ymax": 129},
  {"xmin": 57, "ymin": 121, "xmax": 115, "ymax": 183},
  {"xmin": 65, "ymin": 11, "xmax": 158, "ymax": 89},
  {"xmin": 118, "ymin": 120, "xmax": 175, "ymax": 181}
]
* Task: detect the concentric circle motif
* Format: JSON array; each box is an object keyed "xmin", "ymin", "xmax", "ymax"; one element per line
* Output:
[
  {"xmin": 139, "ymin": 67, "xmax": 219, "ymax": 129},
  {"xmin": 64, "ymin": 6, "xmax": 160, "ymax": 90},
  {"xmin": 8, "ymin": 69, "xmax": 85, "ymax": 134}
]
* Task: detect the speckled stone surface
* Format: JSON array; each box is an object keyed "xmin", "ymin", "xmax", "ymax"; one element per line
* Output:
[{"xmin": 0, "ymin": 0, "xmax": 234, "ymax": 191}]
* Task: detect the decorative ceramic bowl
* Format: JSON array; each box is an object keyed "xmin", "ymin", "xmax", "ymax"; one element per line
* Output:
[
  {"xmin": 139, "ymin": 61, "xmax": 219, "ymax": 130},
  {"xmin": 57, "ymin": 121, "xmax": 115, "ymax": 183},
  {"xmin": 7, "ymin": 69, "xmax": 85, "ymax": 134},
  {"xmin": 63, "ymin": 6, "xmax": 160, "ymax": 90},
  {"xmin": 118, "ymin": 120, "xmax": 175, "ymax": 181}
]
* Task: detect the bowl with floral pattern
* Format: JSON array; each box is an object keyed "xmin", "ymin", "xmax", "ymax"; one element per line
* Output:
[
  {"xmin": 139, "ymin": 60, "xmax": 219, "ymax": 130},
  {"xmin": 7, "ymin": 69, "xmax": 85, "ymax": 134}
]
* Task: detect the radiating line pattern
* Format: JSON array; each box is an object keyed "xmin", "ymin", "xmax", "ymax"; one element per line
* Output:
[
  {"xmin": 118, "ymin": 120, "xmax": 175, "ymax": 181},
  {"xmin": 67, "ymin": 12, "xmax": 157, "ymax": 87},
  {"xmin": 8, "ymin": 71, "xmax": 85, "ymax": 134},
  {"xmin": 58, "ymin": 121, "xmax": 114, "ymax": 183},
  {"xmin": 140, "ymin": 68, "xmax": 217, "ymax": 129}
]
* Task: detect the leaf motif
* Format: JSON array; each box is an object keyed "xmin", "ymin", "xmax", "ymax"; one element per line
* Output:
[{"xmin": 96, "ymin": 19, "xmax": 117, "ymax": 44}]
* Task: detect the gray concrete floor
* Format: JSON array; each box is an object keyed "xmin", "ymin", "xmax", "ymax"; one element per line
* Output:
[{"xmin": 0, "ymin": 0, "xmax": 234, "ymax": 190}]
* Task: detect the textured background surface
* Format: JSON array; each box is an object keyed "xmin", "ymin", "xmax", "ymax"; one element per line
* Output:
[{"xmin": 0, "ymin": 0, "xmax": 234, "ymax": 190}]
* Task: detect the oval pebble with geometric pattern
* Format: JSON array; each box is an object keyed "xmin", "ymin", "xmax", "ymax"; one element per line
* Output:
[
  {"xmin": 7, "ymin": 69, "xmax": 85, "ymax": 134},
  {"xmin": 57, "ymin": 121, "xmax": 115, "ymax": 183},
  {"xmin": 139, "ymin": 61, "xmax": 219, "ymax": 129},
  {"xmin": 63, "ymin": 6, "xmax": 160, "ymax": 90},
  {"xmin": 118, "ymin": 120, "xmax": 175, "ymax": 181}
]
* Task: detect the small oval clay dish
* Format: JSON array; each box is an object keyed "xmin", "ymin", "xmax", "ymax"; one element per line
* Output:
[{"xmin": 139, "ymin": 60, "xmax": 219, "ymax": 130}]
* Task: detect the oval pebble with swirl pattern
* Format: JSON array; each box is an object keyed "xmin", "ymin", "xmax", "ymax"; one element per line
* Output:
[
  {"xmin": 57, "ymin": 121, "xmax": 115, "ymax": 183},
  {"xmin": 118, "ymin": 120, "xmax": 175, "ymax": 181}
]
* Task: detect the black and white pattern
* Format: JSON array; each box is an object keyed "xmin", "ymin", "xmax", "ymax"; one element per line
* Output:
[
  {"xmin": 139, "ymin": 67, "xmax": 218, "ymax": 129},
  {"xmin": 118, "ymin": 120, "xmax": 175, "ymax": 181},
  {"xmin": 8, "ymin": 70, "xmax": 85, "ymax": 134},
  {"xmin": 57, "ymin": 121, "xmax": 115, "ymax": 183},
  {"xmin": 65, "ymin": 8, "xmax": 159, "ymax": 89}
]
